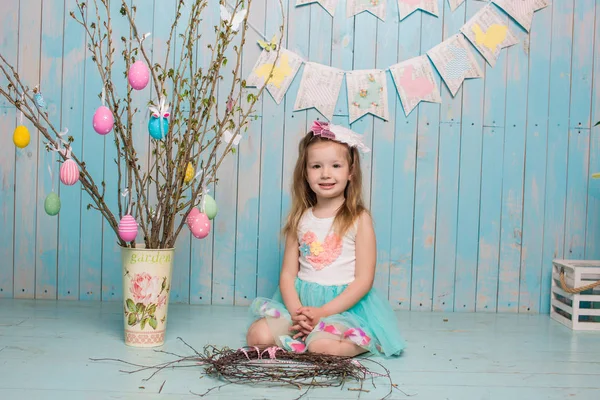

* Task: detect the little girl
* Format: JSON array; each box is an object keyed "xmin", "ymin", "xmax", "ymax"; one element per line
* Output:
[{"xmin": 246, "ymin": 121, "xmax": 405, "ymax": 357}]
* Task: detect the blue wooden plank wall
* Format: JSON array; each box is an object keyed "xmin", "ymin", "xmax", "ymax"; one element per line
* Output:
[{"xmin": 0, "ymin": 0, "xmax": 598, "ymax": 313}]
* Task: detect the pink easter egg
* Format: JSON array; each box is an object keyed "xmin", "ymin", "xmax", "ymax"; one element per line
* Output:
[
  {"xmin": 186, "ymin": 209, "xmax": 210, "ymax": 239},
  {"xmin": 93, "ymin": 105, "xmax": 114, "ymax": 135},
  {"xmin": 128, "ymin": 60, "xmax": 150, "ymax": 90},
  {"xmin": 118, "ymin": 214, "xmax": 138, "ymax": 242},
  {"xmin": 60, "ymin": 159, "xmax": 79, "ymax": 186}
]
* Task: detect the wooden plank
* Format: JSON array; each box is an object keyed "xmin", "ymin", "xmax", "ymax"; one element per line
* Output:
[
  {"xmin": 212, "ymin": 3, "xmax": 247, "ymax": 305},
  {"xmin": 35, "ymin": 0, "xmax": 66, "ymax": 300},
  {"xmin": 56, "ymin": 1, "xmax": 87, "ymax": 300},
  {"xmin": 170, "ymin": 1, "xmax": 192, "ymax": 304},
  {"xmin": 586, "ymin": 1, "xmax": 600, "ymax": 260},
  {"xmin": 255, "ymin": 0, "xmax": 293, "ymax": 298},
  {"xmin": 279, "ymin": 0, "xmax": 311, "ymax": 264},
  {"xmin": 453, "ymin": 0, "xmax": 486, "ymax": 312},
  {"xmin": 497, "ymin": 18, "xmax": 529, "ymax": 313},
  {"xmin": 0, "ymin": 1, "xmax": 19, "ymax": 298},
  {"xmin": 564, "ymin": 0, "xmax": 595, "ymax": 260},
  {"xmin": 13, "ymin": 0, "xmax": 42, "ymax": 299},
  {"xmin": 101, "ymin": 0, "xmax": 130, "ymax": 301},
  {"xmin": 79, "ymin": 2, "xmax": 108, "ymax": 301},
  {"xmin": 518, "ymin": 5, "xmax": 552, "ymax": 313},
  {"xmin": 411, "ymin": 2, "xmax": 443, "ymax": 311},
  {"xmin": 432, "ymin": 0, "xmax": 465, "ymax": 312},
  {"xmin": 540, "ymin": 0, "xmax": 574, "ymax": 314},
  {"xmin": 389, "ymin": 2, "xmax": 421, "ymax": 311},
  {"xmin": 370, "ymin": 3, "xmax": 398, "ymax": 298},
  {"xmin": 350, "ymin": 10, "xmax": 377, "ymax": 212},
  {"xmin": 189, "ymin": 0, "xmax": 216, "ymax": 305},
  {"xmin": 475, "ymin": 3, "xmax": 510, "ymax": 313},
  {"xmin": 233, "ymin": 0, "xmax": 266, "ymax": 306}
]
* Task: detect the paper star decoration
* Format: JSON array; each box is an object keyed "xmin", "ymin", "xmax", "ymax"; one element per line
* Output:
[{"xmin": 492, "ymin": 0, "xmax": 550, "ymax": 32}]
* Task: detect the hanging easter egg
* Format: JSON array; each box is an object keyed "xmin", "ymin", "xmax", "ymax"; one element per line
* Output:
[
  {"xmin": 187, "ymin": 208, "xmax": 211, "ymax": 239},
  {"xmin": 44, "ymin": 192, "xmax": 61, "ymax": 216},
  {"xmin": 184, "ymin": 162, "xmax": 195, "ymax": 183},
  {"xmin": 93, "ymin": 105, "xmax": 114, "ymax": 135},
  {"xmin": 148, "ymin": 115, "xmax": 169, "ymax": 140},
  {"xmin": 128, "ymin": 60, "xmax": 150, "ymax": 90},
  {"xmin": 203, "ymin": 194, "xmax": 218, "ymax": 220},
  {"xmin": 60, "ymin": 159, "xmax": 80, "ymax": 186},
  {"xmin": 13, "ymin": 125, "xmax": 30, "ymax": 148},
  {"xmin": 118, "ymin": 214, "xmax": 138, "ymax": 242}
]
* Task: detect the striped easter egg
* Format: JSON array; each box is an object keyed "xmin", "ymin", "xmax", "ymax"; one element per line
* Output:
[
  {"xmin": 118, "ymin": 214, "xmax": 138, "ymax": 242},
  {"xmin": 60, "ymin": 159, "xmax": 79, "ymax": 186}
]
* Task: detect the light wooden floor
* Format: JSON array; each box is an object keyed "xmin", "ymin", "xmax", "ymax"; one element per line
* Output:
[{"xmin": 1, "ymin": 299, "xmax": 599, "ymax": 399}]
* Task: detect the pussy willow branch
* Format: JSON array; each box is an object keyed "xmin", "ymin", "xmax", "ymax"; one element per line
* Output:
[
  {"xmin": 1, "ymin": 0, "xmax": 284, "ymax": 249},
  {"xmin": 0, "ymin": 55, "xmax": 123, "ymax": 243},
  {"xmin": 166, "ymin": 0, "xmax": 286, "ymax": 248}
]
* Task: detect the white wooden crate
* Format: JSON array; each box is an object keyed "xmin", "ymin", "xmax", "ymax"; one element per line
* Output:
[{"xmin": 551, "ymin": 260, "xmax": 600, "ymax": 331}]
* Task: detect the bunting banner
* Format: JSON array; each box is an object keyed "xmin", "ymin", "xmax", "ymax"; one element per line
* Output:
[
  {"xmin": 460, "ymin": 5, "xmax": 519, "ymax": 67},
  {"xmin": 347, "ymin": 0, "xmax": 386, "ymax": 21},
  {"xmin": 246, "ymin": 48, "xmax": 303, "ymax": 105},
  {"xmin": 492, "ymin": 0, "xmax": 550, "ymax": 32},
  {"xmin": 427, "ymin": 34, "xmax": 483, "ymax": 97},
  {"xmin": 296, "ymin": 0, "xmax": 339, "ymax": 17},
  {"xmin": 397, "ymin": 0, "xmax": 439, "ymax": 21},
  {"xmin": 448, "ymin": 0, "xmax": 466, "ymax": 12},
  {"xmin": 346, "ymin": 69, "xmax": 390, "ymax": 124},
  {"xmin": 389, "ymin": 55, "xmax": 441, "ymax": 116},
  {"xmin": 294, "ymin": 62, "xmax": 344, "ymax": 121},
  {"xmin": 246, "ymin": 0, "xmax": 548, "ymax": 123}
]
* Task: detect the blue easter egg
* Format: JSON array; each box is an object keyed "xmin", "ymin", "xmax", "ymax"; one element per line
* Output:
[{"xmin": 148, "ymin": 116, "xmax": 169, "ymax": 140}]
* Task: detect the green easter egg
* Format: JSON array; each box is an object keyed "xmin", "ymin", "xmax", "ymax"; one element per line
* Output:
[
  {"xmin": 203, "ymin": 194, "xmax": 218, "ymax": 220},
  {"xmin": 44, "ymin": 192, "xmax": 61, "ymax": 216}
]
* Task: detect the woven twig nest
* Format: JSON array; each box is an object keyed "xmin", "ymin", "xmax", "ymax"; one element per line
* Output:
[{"xmin": 91, "ymin": 337, "xmax": 403, "ymax": 399}]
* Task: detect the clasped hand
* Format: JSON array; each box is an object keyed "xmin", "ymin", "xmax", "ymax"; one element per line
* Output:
[{"xmin": 289, "ymin": 306, "xmax": 326, "ymax": 339}]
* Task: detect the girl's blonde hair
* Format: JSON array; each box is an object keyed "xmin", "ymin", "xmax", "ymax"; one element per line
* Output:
[{"xmin": 283, "ymin": 132, "xmax": 367, "ymax": 239}]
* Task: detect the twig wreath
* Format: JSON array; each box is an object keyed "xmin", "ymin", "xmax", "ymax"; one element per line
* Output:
[{"xmin": 90, "ymin": 337, "xmax": 411, "ymax": 399}]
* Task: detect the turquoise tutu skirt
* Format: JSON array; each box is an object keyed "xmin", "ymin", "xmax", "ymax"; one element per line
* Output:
[{"xmin": 249, "ymin": 278, "xmax": 405, "ymax": 357}]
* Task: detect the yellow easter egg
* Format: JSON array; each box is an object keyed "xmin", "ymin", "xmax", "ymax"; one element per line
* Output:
[
  {"xmin": 13, "ymin": 125, "xmax": 30, "ymax": 148},
  {"xmin": 184, "ymin": 162, "xmax": 194, "ymax": 183}
]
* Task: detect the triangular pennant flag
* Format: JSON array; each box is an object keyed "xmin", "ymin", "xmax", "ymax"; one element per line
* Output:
[
  {"xmin": 389, "ymin": 55, "xmax": 441, "ymax": 116},
  {"xmin": 460, "ymin": 5, "xmax": 519, "ymax": 67},
  {"xmin": 346, "ymin": 69, "xmax": 390, "ymax": 124},
  {"xmin": 492, "ymin": 0, "xmax": 549, "ymax": 32},
  {"xmin": 448, "ymin": 0, "xmax": 465, "ymax": 12},
  {"xmin": 246, "ymin": 48, "xmax": 304, "ymax": 105},
  {"xmin": 296, "ymin": 0, "xmax": 339, "ymax": 17},
  {"xmin": 294, "ymin": 62, "xmax": 344, "ymax": 121},
  {"xmin": 397, "ymin": 0, "xmax": 439, "ymax": 21},
  {"xmin": 426, "ymin": 34, "xmax": 483, "ymax": 97},
  {"xmin": 347, "ymin": 0, "xmax": 386, "ymax": 21}
]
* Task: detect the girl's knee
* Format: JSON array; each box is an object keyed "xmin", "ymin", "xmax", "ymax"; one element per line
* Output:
[
  {"xmin": 308, "ymin": 339, "xmax": 365, "ymax": 357},
  {"xmin": 246, "ymin": 318, "xmax": 274, "ymax": 347}
]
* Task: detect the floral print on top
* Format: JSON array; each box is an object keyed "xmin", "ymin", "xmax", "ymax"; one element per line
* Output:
[{"xmin": 300, "ymin": 231, "xmax": 343, "ymax": 270}]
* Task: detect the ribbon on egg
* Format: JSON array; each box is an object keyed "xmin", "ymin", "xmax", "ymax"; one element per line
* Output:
[
  {"xmin": 46, "ymin": 128, "xmax": 71, "ymax": 159},
  {"xmin": 149, "ymin": 96, "xmax": 170, "ymax": 139},
  {"xmin": 121, "ymin": 187, "xmax": 133, "ymax": 215}
]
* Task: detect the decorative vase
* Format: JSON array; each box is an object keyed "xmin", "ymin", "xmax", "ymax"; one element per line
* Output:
[{"xmin": 121, "ymin": 245, "xmax": 174, "ymax": 347}]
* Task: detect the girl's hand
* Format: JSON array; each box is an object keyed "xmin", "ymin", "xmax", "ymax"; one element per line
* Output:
[
  {"xmin": 296, "ymin": 306, "xmax": 327, "ymax": 324},
  {"xmin": 290, "ymin": 313, "xmax": 313, "ymax": 339}
]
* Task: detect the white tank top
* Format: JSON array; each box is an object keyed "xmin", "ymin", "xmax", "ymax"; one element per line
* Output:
[{"xmin": 296, "ymin": 208, "xmax": 357, "ymax": 285}]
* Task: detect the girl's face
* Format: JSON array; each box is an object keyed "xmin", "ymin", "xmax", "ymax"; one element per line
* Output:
[{"xmin": 305, "ymin": 140, "xmax": 352, "ymax": 204}]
